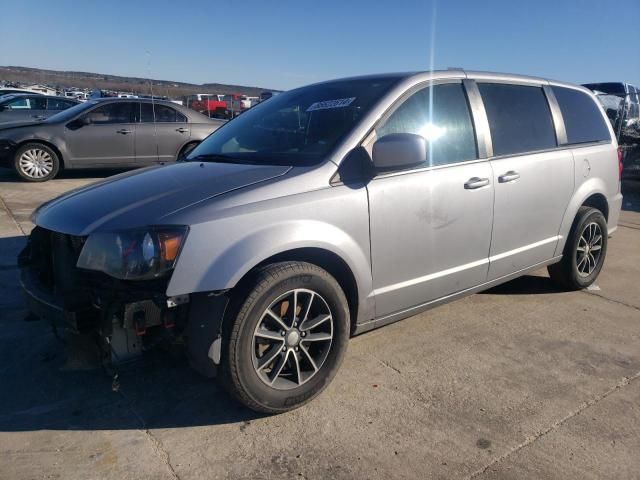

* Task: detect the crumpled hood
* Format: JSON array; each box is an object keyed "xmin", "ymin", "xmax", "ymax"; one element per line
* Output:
[{"xmin": 34, "ymin": 162, "xmax": 291, "ymax": 236}]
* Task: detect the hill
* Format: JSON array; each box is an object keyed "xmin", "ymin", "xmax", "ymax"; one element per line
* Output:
[{"xmin": 0, "ymin": 66, "xmax": 274, "ymax": 98}]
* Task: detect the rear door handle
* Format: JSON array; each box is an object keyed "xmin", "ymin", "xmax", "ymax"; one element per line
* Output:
[
  {"xmin": 498, "ymin": 171, "xmax": 520, "ymax": 183},
  {"xmin": 464, "ymin": 177, "xmax": 490, "ymax": 189},
  {"xmin": 176, "ymin": 127, "xmax": 189, "ymax": 133},
  {"xmin": 116, "ymin": 129, "xmax": 132, "ymax": 135}
]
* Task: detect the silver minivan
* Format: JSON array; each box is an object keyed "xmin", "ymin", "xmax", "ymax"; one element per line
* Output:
[{"xmin": 20, "ymin": 70, "xmax": 623, "ymax": 413}]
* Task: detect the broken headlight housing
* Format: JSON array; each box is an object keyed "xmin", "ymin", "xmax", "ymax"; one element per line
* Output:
[{"xmin": 76, "ymin": 226, "xmax": 188, "ymax": 280}]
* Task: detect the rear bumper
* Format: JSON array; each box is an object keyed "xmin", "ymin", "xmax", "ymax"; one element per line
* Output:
[{"xmin": 608, "ymin": 192, "xmax": 623, "ymax": 235}]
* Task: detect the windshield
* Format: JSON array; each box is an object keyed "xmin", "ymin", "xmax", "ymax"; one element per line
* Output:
[
  {"xmin": 45, "ymin": 101, "xmax": 96, "ymax": 123},
  {"xmin": 187, "ymin": 77, "xmax": 399, "ymax": 166}
]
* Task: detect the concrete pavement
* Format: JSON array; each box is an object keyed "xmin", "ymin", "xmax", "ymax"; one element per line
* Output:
[{"xmin": 1, "ymin": 167, "xmax": 639, "ymax": 480}]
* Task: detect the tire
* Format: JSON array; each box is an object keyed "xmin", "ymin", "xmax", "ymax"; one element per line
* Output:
[
  {"xmin": 221, "ymin": 261, "xmax": 350, "ymax": 413},
  {"xmin": 14, "ymin": 143, "xmax": 60, "ymax": 182},
  {"xmin": 548, "ymin": 206, "xmax": 608, "ymax": 290}
]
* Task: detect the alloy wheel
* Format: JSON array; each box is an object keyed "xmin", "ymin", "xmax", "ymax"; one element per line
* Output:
[
  {"xmin": 252, "ymin": 288, "xmax": 333, "ymax": 390},
  {"xmin": 576, "ymin": 221, "xmax": 603, "ymax": 277},
  {"xmin": 18, "ymin": 148, "xmax": 54, "ymax": 179}
]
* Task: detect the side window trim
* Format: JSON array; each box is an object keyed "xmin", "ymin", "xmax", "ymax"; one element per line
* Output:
[
  {"xmin": 462, "ymin": 79, "xmax": 492, "ymax": 158},
  {"xmin": 542, "ymin": 85, "xmax": 568, "ymax": 145}
]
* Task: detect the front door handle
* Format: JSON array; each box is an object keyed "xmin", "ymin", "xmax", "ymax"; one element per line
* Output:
[
  {"xmin": 176, "ymin": 127, "xmax": 189, "ymax": 133},
  {"xmin": 498, "ymin": 171, "xmax": 520, "ymax": 183},
  {"xmin": 464, "ymin": 177, "xmax": 490, "ymax": 189},
  {"xmin": 116, "ymin": 129, "xmax": 132, "ymax": 135}
]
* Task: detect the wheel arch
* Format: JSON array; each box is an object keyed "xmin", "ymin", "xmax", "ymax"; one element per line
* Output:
[
  {"xmin": 554, "ymin": 179, "xmax": 610, "ymax": 256},
  {"xmin": 239, "ymin": 247, "xmax": 360, "ymax": 333},
  {"xmin": 581, "ymin": 192, "xmax": 609, "ymax": 221},
  {"xmin": 176, "ymin": 140, "xmax": 200, "ymax": 161}
]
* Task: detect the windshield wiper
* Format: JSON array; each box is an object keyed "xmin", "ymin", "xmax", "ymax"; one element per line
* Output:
[{"xmin": 188, "ymin": 153, "xmax": 259, "ymax": 164}]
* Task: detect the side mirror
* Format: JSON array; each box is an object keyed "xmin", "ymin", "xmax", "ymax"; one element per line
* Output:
[
  {"xmin": 371, "ymin": 133, "xmax": 427, "ymax": 171},
  {"xmin": 66, "ymin": 116, "xmax": 89, "ymax": 130}
]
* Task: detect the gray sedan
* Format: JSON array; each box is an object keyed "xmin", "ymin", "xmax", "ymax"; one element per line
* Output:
[
  {"xmin": 0, "ymin": 98, "xmax": 224, "ymax": 181},
  {"xmin": 0, "ymin": 94, "xmax": 80, "ymax": 124}
]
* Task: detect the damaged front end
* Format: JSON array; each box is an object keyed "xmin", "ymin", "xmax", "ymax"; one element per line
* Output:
[{"xmin": 18, "ymin": 226, "xmax": 227, "ymax": 376}]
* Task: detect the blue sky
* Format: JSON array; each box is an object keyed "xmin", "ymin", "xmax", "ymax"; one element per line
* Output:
[{"xmin": 2, "ymin": 0, "xmax": 639, "ymax": 90}]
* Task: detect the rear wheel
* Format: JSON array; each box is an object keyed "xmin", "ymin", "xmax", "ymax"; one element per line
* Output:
[
  {"xmin": 14, "ymin": 143, "xmax": 60, "ymax": 182},
  {"xmin": 221, "ymin": 262, "xmax": 350, "ymax": 413},
  {"xmin": 548, "ymin": 206, "xmax": 608, "ymax": 290}
]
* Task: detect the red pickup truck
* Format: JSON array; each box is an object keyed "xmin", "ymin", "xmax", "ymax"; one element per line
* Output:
[{"xmin": 186, "ymin": 94, "xmax": 227, "ymax": 118}]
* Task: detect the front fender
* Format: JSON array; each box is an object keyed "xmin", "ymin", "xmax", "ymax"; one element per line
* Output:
[{"xmin": 167, "ymin": 218, "xmax": 373, "ymax": 317}]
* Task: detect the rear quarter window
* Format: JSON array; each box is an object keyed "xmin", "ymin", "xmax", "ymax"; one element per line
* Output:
[{"xmin": 552, "ymin": 86, "xmax": 611, "ymax": 144}]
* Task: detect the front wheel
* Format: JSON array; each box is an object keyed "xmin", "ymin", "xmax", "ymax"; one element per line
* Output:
[
  {"xmin": 221, "ymin": 262, "xmax": 350, "ymax": 413},
  {"xmin": 14, "ymin": 143, "xmax": 60, "ymax": 182},
  {"xmin": 548, "ymin": 206, "xmax": 608, "ymax": 290}
]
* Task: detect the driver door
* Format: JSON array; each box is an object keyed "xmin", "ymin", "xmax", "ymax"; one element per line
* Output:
[
  {"xmin": 65, "ymin": 101, "xmax": 137, "ymax": 166},
  {"xmin": 367, "ymin": 82, "xmax": 494, "ymax": 318}
]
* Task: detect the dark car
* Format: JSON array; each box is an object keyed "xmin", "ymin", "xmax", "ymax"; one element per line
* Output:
[
  {"xmin": 0, "ymin": 98, "xmax": 224, "ymax": 181},
  {"xmin": 0, "ymin": 94, "xmax": 80, "ymax": 124}
]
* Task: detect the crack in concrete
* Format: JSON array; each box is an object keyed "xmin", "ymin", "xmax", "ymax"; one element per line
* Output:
[
  {"xmin": 374, "ymin": 356, "xmax": 434, "ymax": 408},
  {"xmin": 580, "ymin": 289, "xmax": 640, "ymax": 312},
  {"xmin": 117, "ymin": 390, "xmax": 181, "ymax": 480},
  {"xmin": 465, "ymin": 370, "xmax": 640, "ymax": 479},
  {"xmin": 0, "ymin": 194, "xmax": 26, "ymax": 236},
  {"xmin": 618, "ymin": 222, "xmax": 640, "ymax": 231},
  {"xmin": 377, "ymin": 358, "xmax": 402, "ymax": 375}
]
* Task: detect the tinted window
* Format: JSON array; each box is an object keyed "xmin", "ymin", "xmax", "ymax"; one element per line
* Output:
[
  {"xmin": 4, "ymin": 97, "xmax": 30, "ymax": 109},
  {"xmin": 552, "ymin": 86, "xmax": 611, "ymax": 144},
  {"xmin": 140, "ymin": 103, "xmax": 154, "ymax": 122},
  {"xmin": 376, "ymin": 83, "xmax": 477, "ymax": 166},
  {"xmin": 4, "ymin": 97, "xmax": 46, "ymax": 110},
  {"xmin": 479, "ymin": 83, "xmax": 556, "ymax": 156},
  {"xmin": 84, "ymin": 102, "xmax": 135, "ymax": 124},
  {"xmin": 139, "ymin": 103, "xmax": 187, "ymax": 123},
  {"xmin": 47, "ymin": 98, "xmax": 75, "ymax": 110}
]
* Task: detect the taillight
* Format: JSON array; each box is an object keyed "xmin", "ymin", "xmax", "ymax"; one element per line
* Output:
[{"xmin": 618, "ymin": 147, "xmax": 624, "ymax": 180}]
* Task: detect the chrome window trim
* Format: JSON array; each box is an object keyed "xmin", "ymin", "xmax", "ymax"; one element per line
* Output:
[
  {"xmin": 543, "ymin": 84, "xmax": 568, "ymax": 145},
  {"xmin": 371, "ymin": 157, "xmax": 490, "ymax": 180},
  {"xmin": 463, "ymin": 79, "xmax": 492, "ymax": 158}
]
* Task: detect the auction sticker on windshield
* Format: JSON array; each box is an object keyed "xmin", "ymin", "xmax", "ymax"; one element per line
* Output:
[{"xmin": 307, "ymin": 97, "xmax": 356, "ymax": 112}]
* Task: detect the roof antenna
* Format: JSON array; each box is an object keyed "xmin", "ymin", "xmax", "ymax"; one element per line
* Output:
[{"xmin": 145, "ymin": 50, "xmax": 158, "ymax": 154}]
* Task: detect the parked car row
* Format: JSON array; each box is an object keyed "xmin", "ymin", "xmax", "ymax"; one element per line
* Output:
[
  {"xmin": 186, "ymin": 92, "xmax": 270, "ymax": 119},
  {"xmin": 18, "ymin": 70, "xmax": 622, "ymax": 413},
  {"xmin": 0, "ymin": 98, "xmax": 223, "ymax": 181}
]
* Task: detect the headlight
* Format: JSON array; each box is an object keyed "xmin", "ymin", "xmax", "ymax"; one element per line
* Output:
[{"xmin": 76, "ymin": 226, "xmax": 188, "ymax": 280}]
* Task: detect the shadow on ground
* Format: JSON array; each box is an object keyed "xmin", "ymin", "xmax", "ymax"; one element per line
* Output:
[{"xmin": 480, "ymin": 274, "xmax": 561, "ymax": 296}]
